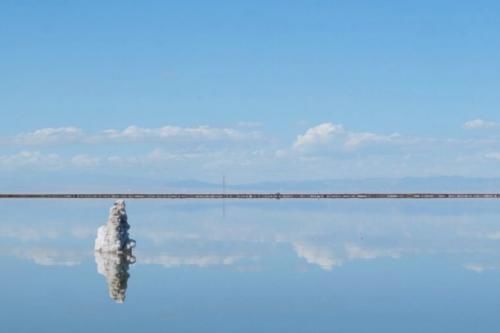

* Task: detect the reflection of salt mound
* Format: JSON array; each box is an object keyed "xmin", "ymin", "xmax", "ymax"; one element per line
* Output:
[
  {"xmin": 95, "ymin": 200, "xmax": 136, "ymax": 253},
  {"xmin": 94, "ymin": 200, "xmax": 136, "ymax": 303},
  {"xmin": 95, "ymin": 251, "xmax": 135, "ymax": 303}
]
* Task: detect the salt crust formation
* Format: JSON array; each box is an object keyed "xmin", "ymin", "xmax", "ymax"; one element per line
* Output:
[
  {"xmin": 95, "ymin": 200, "xmax": 136, "ymax": 303},
  {"xmin": 95, "ymin": 200, "xmax": 136, "ymax": 253}
]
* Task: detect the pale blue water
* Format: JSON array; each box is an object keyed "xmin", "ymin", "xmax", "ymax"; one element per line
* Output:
[{"xmin": 1, "ymin": 199, "xmax": 500, "ymax": 332}]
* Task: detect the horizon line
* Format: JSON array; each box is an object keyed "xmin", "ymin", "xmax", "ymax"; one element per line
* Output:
[{"xmin": 1, "ymin": 193, "xmax": 500, "ymax": 199}]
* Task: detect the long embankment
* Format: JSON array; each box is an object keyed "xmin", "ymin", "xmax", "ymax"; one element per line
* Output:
[{"xmin": 0, "ymin": 193, "xmax": 500, "ymax": 199}]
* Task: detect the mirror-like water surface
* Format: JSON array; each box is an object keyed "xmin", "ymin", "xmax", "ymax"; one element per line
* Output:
[{"xmin": 1, "ymin": 200, "xmax": 500, "ymax": 332}]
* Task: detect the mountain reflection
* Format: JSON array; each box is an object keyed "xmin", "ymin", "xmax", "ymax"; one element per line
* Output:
[{"xmin": 95, "ymin": 251, "xmax": 135, "ymax": 303}]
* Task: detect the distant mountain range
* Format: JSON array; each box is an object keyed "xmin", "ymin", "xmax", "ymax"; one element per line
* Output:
[
  {"xmin": 3, "ymin": 175, "xmax": 500, "ymax": 193},
  {"xmin": 163, "ymin": 177, "xmax": 500, "ymax": 193}
]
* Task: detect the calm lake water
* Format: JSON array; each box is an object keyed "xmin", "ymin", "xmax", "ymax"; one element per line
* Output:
[{"xmin": 1, "ymin": 199, "xmax": 500, "ymax": 332}]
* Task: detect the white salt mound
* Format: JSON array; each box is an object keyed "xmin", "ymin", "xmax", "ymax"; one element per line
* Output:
[{"xmin": 95, "ymin": 200, "xmax": 136, "ymax": 253}]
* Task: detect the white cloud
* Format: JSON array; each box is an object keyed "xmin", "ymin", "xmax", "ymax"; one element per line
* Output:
[
  {"xmin": 10, "ymin": 125, "xmax": 260, "ymax": 145},
  {"xmin": 13, "ymin": 248, "xmax": 85, "ymax": 266},
  {"xmin": 293, "ymin": 242, "xmax": 342, "ymax": 271},
  {"xmin": 138, "ymin": 230, "xmax": 201, "ymax": 243},
  {"xmin": 292, "ymin": 122, "xmax": 400, "ymax": 152},
  {"xmin": 485, "ymin": 231, "xmax": 500, "ymax": 239},
  {"xmin": 464, "ymin": 119, "xmax": 498, "ymax": 129},
  {"xmin": 139, "ymin": 254, "xmax": 245, "ymax": 268},
  {"xmin": 344, "ymin": 132, "xmax": 400, "ymax": 149},
  {"xmin": 103, "ymin": 149, "xmax": 207, "ymax": 169},
  {"xmin": 0, "ymin": 148, "xmax": 216, "ymax": 171},
  {"xmin": 293, "ymin": 123, "xmax": 344, "ymax": 150},
  {"xmin": 0, "ymin": 151, "xmax": 63, "ymax": 169},
  {"xmin": 71, "ymin": 154, "xmax": 100, "ymax": 168},
  {"xmin": 485, "ymin": 152, "xmax": 500, "ymax": 161},
  {"xmin": 293, "ymin": 242, "xmax": 402, "ymax": 271},
  {"xmin": 14, "ymin": 127, "xmax": 83, "ymax": 145},
  {"xmin": 95, "ymin": 125, "xmax": 258, "ymax": 143},
  {"xmin": 0, "ymin": 226, "xmax": 59, "ymax": 241},
  {"xmin": 146, "ymin": 148, "xmax": 201, "ymax": 162},
  {"xmin": 345, "ymin": 244, "xmax": 401, "ymax": 260},
  {"xmin": 464, "ymin": 263, "xmax": 496, "ymax": 273},
  {"xmin": 5, "ymin": 121, "xmax": 500, "ymax": 179},
  {"xmin": 106, "ymin": 155, "xmax": 139, "ymax": 166}
]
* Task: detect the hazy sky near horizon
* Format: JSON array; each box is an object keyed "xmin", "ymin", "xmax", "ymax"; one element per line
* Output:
[{"xmin": 1, "ymin": 1, "xmax": 500, "ymax": 183}]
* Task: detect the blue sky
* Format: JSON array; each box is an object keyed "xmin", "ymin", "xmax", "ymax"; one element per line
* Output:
[{"xmin": 1, "ymin": 1, "xmax": 500, "ymax": 185}]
